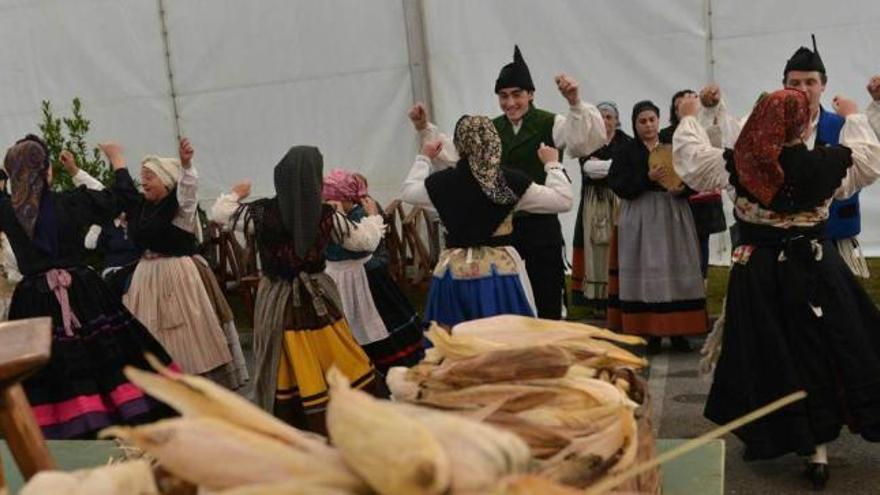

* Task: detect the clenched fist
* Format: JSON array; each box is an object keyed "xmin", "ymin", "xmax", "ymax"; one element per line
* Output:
[
  {"xmin": 59, "ymin": 150, "xmax": 79, "ymax": 176},
  {"xmin": 537, "ymin": 142, "xmax": 559, "ymax": 165},
  {"xmin": 179, "ymin": 137, "xmax": 194, "ymax": 169},
  {"xmin": 700, "ymin": 84, "xmax": 721, "ymax": 108},
  {"xmin": 555, "ymin": 74, "xmax": 580, "ymax": 106},
  {"xmin": 867, "ymin": 75, "xmax": 880, "ymax": 102},
  {"xmin": 408, "ymin": 103, "xmax": 429, "ymax": 131}
]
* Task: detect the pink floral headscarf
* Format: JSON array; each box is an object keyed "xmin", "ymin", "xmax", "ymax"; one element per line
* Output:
[{"xmin": 322, "ymin": 168, "xmax": 368, "ymax": 202}]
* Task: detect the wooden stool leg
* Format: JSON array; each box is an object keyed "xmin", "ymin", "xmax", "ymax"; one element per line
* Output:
[
  {"xmin": 0, "ymin": 383, "xmax": 55, "ymax": 479},
  {"xmin": 0, "ymin": 449, "xmax": 6, "ymax": 492}
]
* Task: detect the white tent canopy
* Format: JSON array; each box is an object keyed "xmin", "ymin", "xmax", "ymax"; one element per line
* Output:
[{"xmin": 1, "ymin": 0, "xmax": 879, "ymax": 254}]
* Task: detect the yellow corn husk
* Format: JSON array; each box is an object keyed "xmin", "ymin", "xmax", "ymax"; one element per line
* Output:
[
  {"xmin": 515, "ymin": 404, "xmax": 622, "ymax": 431},
  {"xmin": 430, "ymin": 319, "xmax": 646, "ymax": 369},
  {"xmin": 520, "ymin": 372, "xmax": 639, "ymax": 411},
  {"xmin": 101, "ymin": 417, "xmax": 368, "ymax": 493},
  {"xmin": 540, "ymin": 408, "xmax": 639, "ymax": 488},
  {"xmin": 413, "ymin": 383, "xmax": 559, "ymax": 413},
  {"xmin": 386, "ymin": 366, "xmax": 421, "ymax": 401},
  {"xmin": 391, "ymin": 402, "xmax": 533, "ymax": 493},
  {"xmin": 559, "ymin": 340, "xmax": 647, "ymax": 369},
  {"xmin": 422, "ymin": 347, "xmax": 445, "ymax": 364},
  {"xmin": 452, "ymin": 315, "xmax": 646, "ymax": 347},
  {"xmin": 482, "ymin": 412, "xmax": 574, "ymax": 459},
  {"xmin": 421, "ymin": 345, "xmax": 573, "ymax": 388},
  {"xmin": 425, "ymin": 323, "xmax": 504, "ymax": 360},
  {"xmin": 20, "ymin": 460, "xmax": 159, "ymax": 495},
  {"xmin": 20, "ymin": 472, "xmax": 80, "ymax": 495},
  {"xmin": 490, "ymin": 474, "xmax": 586, "ymax": 495},
  {"xmin": 326, "ymin": 367, "xmax": 451, "ymax": 495},
  {"xmin": 128, "ymin": 356, "xmax": 335, "ymax": 457},
  {"xmin": 214, "ymin": 481, "xmax": 353, "ymax": 495}
]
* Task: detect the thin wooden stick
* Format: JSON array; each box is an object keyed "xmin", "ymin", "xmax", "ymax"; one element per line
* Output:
[{"xmin": 585, "ymin": 390, "xmax": 807, "ymax": 495}]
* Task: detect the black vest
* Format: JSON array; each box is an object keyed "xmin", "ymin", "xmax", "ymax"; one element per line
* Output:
[{"xmin": 425, "ymin": 163, "xmax": 531, "ymax": 248}]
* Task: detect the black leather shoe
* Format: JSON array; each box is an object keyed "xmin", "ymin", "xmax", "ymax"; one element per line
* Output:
[
  {"xmin": 646, "ymin": 337, "xmax": 662, "ymax": 355},
  {"xmin": 804, "ymin": 462, "xmax": 829, "ymax": 491}
]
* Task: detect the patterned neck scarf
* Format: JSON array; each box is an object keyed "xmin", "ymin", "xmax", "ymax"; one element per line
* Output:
[
  {"xmin": 274, "ymin": 146, "xmax": 324, "ymax": 258},
  {"xmin": 4, "ymin": 140, "xmax": 49, "ymax": 238},
  {"xmin": 453, "ymin": 115, "xmax": 519, "ymax": 205},
  {"xmin": 734, "ymin": 89, "xmax": 810, "ymax": 206},
  {"xmin": 322, "ymin": 168, "xmax": 367, "ymax": 202}
]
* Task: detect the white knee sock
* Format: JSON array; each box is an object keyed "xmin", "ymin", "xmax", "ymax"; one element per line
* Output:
[{"xmin": 810, "ymin": 444, "xmax": 828, "ymax": 464}]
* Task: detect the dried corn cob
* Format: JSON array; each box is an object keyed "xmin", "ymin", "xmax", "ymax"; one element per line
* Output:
[
  {"xmin": 20, "ymin": 460, "xmax": 159, "ymax": 495},
  {"xmin": 392, "ymin": 402, "xmax": 533, "ymax": 492},
  {"xmin": 127, "ymin": 356, "xmax": 334, "ymax": 455},
  {"xmin": 101, "ymin": 418, "xmax": 368, "ymax": 493},
  {"xmin": 326, "ymin": 367, "xmax": 451, "ymax": 495}
]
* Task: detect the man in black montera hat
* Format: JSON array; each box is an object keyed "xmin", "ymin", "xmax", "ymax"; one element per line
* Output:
[
  {"xmin": 692, "ymin": 37, "xmax": 880, "ymax": 490},
  {"xmin": 408, "ymin": 45, "xmax": 606, "ymax": 319},
  {"xmin": 698, "ymin": 36, "xmax": 880, "ymax": 279}
]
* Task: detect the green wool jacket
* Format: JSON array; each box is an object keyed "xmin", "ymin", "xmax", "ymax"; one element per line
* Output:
[{"xmin": 493, "ymin": 105, "xmax": 559, "ymax": 185}]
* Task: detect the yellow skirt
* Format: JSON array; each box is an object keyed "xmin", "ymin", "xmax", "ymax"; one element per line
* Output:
[{"xmin": 275, "ymin": 317, "xmax": 374, "ymax": 413}]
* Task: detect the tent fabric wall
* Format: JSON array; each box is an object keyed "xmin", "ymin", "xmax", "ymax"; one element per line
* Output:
[
  {"xmin": 0, "ymin": 0, "xmax": 878, "ymax": 255},
  {"xmin": 162, "ymin": 0, "xmax": 418, "ymax": 204},
  {"xmin": 0, "ymin": 0, "xmax": 177, "ymax": 172},
  {"xmin": 710, "ymin": 0, "xmax": 880, "ymax": 255}
]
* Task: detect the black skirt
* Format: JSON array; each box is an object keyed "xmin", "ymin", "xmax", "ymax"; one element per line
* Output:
[
  {"xmin": 705, "ymin": 225, "xmax": 880, "ymax": 460},
  {"xmin": 10, "ymin": 266, "xmax": 175, "ymax": 439},
  {"xmin": 360, "ymin": 261, "xmax": 424, "ymax": 374}
]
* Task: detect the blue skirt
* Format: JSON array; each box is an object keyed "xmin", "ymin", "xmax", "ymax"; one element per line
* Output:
[{"xmin": 424, "ymin": 267, "xmax": 534, "ymax": 328}]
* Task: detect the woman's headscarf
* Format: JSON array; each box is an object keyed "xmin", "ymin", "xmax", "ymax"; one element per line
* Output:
[
  {"xmin": 142, "ymin": 155, "xmax": 182, "ymax": 189},
  {"xmin": 4, "ymin": 137, "xmax": 50, "ymax": 238},
  {"xmin": 453, "ymin": 115, "xmax": 519, "ymax": 205},
  {"xmin": 274, "ymin": 145, "xmax": 324, "ymax": 258},
  {"xmin": 322, "ymin": 168, "xmax": 367, "ymax": 203},
  {"xmin": 597, "ymin": 101, "xmax": 620, "ymax": 128},
  {"xmin": 733, "ymin": 89, "xmax": 810, "ymax": 206}
]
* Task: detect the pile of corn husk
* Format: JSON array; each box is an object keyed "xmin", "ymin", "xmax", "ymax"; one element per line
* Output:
[
  {"xmin": 387, "ymin": 316, "xmax": 654, "ymax": 490},
  {"xmin": 21, "ymin": 316, "xmax": 656, "ymax": 494},
  {"xmin": 20, "ymin": 355, "xmax": 539, "ymax": 494}
]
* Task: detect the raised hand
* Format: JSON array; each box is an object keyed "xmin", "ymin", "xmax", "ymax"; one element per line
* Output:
[
  {"xmin": 59, "ymin": 150, "xmax": 79, "ymax": 176},
  {"xmin": 231, "ymin": 180, "xmax": 252, "ymax": 200},
  {"xmin": 867, "ymin": 75, "xmax": 880, "ymax": 102},
  {"xmin": 408, "ymin": 103, "xmax": 429, "ymax": 131},
  {"xmin": 179, "ymin": 137, "xmax": 194, "ymax": 169},
  {"xmin": 98, "ymin": 142, "xmax": 126, "ymax": 171},
  {"xmin": 700, "ymin": 84, "xmax": 721, "ymax": 108},
  {"xmin": 421, "ymin": 139, "xmax": 443, "ymax": 159},
  {"xmin": 832, "ymin": 95, "xmax": 858, "ymax": 117},
  {"xmin": 555, "ymin": 74, "xmax": 580, "ymax": 106},
  {"xmin": 537, "ymin": 142, "xmax": 559, "ymax": 164}
]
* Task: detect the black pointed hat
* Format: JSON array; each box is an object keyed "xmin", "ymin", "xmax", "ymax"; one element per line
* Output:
[
  {"xmin": 495, "ymin": 45, "xmax": 535, "ymax": 93},
  {"xmin": 784, "ymin": 34, "xmax": 826, "ymax": 76}
]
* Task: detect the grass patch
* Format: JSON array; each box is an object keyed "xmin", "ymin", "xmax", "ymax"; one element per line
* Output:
[{"xmin": 859, "ymin": 258, "xmax": 880, "ymax": 300}]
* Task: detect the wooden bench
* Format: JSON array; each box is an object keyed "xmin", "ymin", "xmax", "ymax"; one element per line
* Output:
[{"xmin": 0, "ymin": 318, "xmax": 56, "ymax": 489}]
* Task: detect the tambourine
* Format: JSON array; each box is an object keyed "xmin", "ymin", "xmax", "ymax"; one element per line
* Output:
[{"xmin": 648, "ymin": 144, "xmax": 683, "ymax": 191}]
